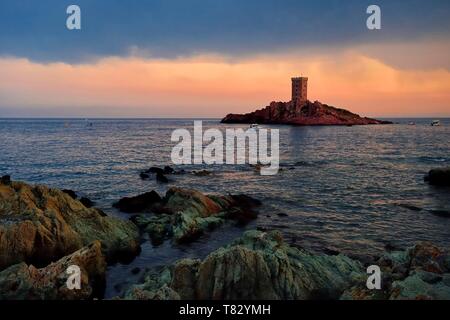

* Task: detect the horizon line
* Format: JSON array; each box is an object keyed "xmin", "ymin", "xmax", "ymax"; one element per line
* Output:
[{"xmin": 1, "ymin": 116, "xmax": 450, "ymax": 120}]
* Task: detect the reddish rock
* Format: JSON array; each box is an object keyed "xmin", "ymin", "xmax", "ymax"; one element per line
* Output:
[{"xmin": 221, "ymin": 100, "xmax": 391, "ymax": 126}]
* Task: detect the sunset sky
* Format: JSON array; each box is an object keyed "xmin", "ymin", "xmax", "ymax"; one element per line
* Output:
[{"xmin": 0, "ymin": 0, "xmax": 449, "ymax": 118}]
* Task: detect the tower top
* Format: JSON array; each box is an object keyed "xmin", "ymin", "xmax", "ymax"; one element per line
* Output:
[{"xmin": 292, "ymin": 76, "xmax": 308, "ymax": 80}]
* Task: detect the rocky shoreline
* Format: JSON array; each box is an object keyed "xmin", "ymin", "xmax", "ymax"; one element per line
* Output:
[{"xmin": 1, "ymin": 176, "xmax": 449, "ymax": 300}]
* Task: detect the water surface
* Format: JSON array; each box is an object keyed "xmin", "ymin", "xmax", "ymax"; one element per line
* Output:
[{"xmin": 1, "ymin": 118, "xmax": 449, "ymax": 297}]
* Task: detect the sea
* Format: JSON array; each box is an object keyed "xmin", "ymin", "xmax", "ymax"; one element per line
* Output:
[{"xmin": 1, "ymin": 118, "xmax": 449, "ymax": 297}]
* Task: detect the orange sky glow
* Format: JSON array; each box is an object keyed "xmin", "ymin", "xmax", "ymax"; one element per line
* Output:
[{"xmin": 1, "ymin": 43, "xmax": 449, "ymax": 118}]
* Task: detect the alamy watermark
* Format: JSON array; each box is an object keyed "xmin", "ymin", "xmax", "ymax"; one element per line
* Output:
[
  {"xmin": 367, "ymin": 5, "xmax": 381, "ymax": 30},
  {"xmin": 366, "ymin": 265, "xmax": 382, "ymax": 290},
  {"xmin": 66, "ymin": 265, "xmax": 81, "ymax": 290},
  {"xmin": 66, "ymin": 5, "xmax": 81, "ymax": 30},
  {"xmin": 171, "ymin": 121, "xmax": 280, "ymax": 176}
]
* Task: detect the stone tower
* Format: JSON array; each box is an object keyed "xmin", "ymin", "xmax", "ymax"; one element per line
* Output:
[{"xmin": 291, "ymin": 77, "xmax": 308, "ymax": 105}]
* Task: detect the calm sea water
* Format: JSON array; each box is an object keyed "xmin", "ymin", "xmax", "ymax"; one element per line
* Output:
[{"xmin": 1, "ymin": 118, "xmax": 449, "ymax": 297}]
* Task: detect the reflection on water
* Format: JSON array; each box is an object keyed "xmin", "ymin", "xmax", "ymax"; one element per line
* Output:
[{"xmin": 1, "ymin": 118, "xmax": 450, "ymax": 297}]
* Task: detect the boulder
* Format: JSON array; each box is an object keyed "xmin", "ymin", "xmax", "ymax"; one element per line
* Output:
[
  {"xmin": 140, "ymin": 166, "xmax": 185, "ymax": 180},
  {"xmin": 146, "ymin": 167, "xmax": 165, "ymax": 175},
  {"xmin": 132, "ymin": 188, "xmax": 261, "ymax": 244},
  {"xmin": 0, "ymin": 241, "xmax": 106, "ymax": 300},
  {"xmin": 424, "ymin": 167, "xmax": 450, "ymax": 186},
  {"xmin": 79, "ymin": 197, "xmax": 94, "ymax": 208},
  {"xmin": 156, "ymin": 172, "xmax": 169, "ymax": 184},
  {"xmin": 429, "ymin": 210, "xmax": 450, "ymax": 218},
  {"xmin": 125, "ymin": 230, "xmax": 363, "ymax": 300},
  {"xmin": 113, "ymin": 191, "xmax": 162, "ymax": 214},
  {"xmin": 139, "ymin": 172, "xmax": 150, "ymax": 180},
  {"xmin": 163, "ymin": 166, "xmax": 175, "ymax": 174},
  {"xmin": 0, "ymin": 175, "xmax": 11, "ymax": 185},
  {"xmin": 0, "ymin": 180, "xmax": 140, "ymax": 270}
]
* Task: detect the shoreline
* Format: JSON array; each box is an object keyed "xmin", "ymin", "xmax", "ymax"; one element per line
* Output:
[{"xmin": 1, "ymin": 176, "xmax": 449, "ymax": 300}]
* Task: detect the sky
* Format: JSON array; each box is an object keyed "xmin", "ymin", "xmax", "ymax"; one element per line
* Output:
[{"xmin": 0, "ymin": 0, "xmax": 449, "ymax": 118}]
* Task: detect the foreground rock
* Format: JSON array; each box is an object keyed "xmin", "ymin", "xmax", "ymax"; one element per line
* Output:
[
  {"xmin": 125, "ymin": 230, "xmax": 363, "ymax": 299},
  {"xmin": 424, "ymin": 167, "xmax": 450, "ymax": 186},
  {"xmin": 341, "ymin": 242, "xmax": 450, "ymax": 300},
  {"xmin": 132, "ymin": 188, "xmax": 261, "ymax": 244},
  {"xmin": 0, "ymin": 180, "xmax": 140, "ymax": 270},
  {"xmin": 222, "ymin": 100, "xmax": 391, "ymax": 126},
  {"xmin": 0, "ymin": 241, "xmax": 106, "ymax": 300}
]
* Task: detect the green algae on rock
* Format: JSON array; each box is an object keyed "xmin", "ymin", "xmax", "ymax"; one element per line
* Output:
[
  {"xmin": 131, "ymin": 188, "xmax": 261, "ymax": 244},
  {"xmin": 125, "ymin": 230, "xmax": 363, "ymax": 300}
]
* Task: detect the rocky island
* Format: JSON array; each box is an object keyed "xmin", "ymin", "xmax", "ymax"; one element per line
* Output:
[{"xmin": 222, "ymin": 77, "xmax": 391, "ymax": 126}]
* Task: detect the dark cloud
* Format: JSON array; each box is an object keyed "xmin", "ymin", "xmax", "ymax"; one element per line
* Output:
[{"xmin": 0, "ymin": 0, "xmax": 449, "ymax": 62}]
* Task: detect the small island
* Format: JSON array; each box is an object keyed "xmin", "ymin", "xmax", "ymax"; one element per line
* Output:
[{"xmin": 221, "ymin": 77, "xmax": 392, "ymax": 126}]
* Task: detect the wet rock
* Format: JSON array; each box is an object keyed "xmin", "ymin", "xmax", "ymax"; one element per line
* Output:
[
  {"xmin": 397, "ymin": 203, "xmax": 422, "ymax": 212},
  {"xmin": 163, "ymin": 166, "xmax": 174, "ymax": 174},
  {"xmin": 277, "ymin": 213, "xmax": 289, "ymax": 217},
  {"xmin": 384, "ymin": 242, "xmax": 403, "ymax": 252},
  {"xmin": 113, "ymin": 191, "xmax": 162, "ymax": 214},
  {"xmin": 424, "ymin": 167, "xmax": 450, "ymax": 186},
  {"xmin": 221, "ymin": 194, "xmax": 261, "ymax": 225},
  {"xmin": 61, "ymin": 190, "xmax": 94, "ymax": 208},
  {"xmin": 1, "ymin": 175, "xmax": 11, "ymax": 185},
  {"xmin": 139, "ymin": 172, "xmax": 150, "ymax": 180},
  {"xmin": 156, "ymin": 172, "xmax": 169, "ymax": 184},
  {"xmin": 132, "ymin": 188, "xmax": 261, "ymax": 244},
  {"xmin": 0, "ymin": 180, "xmax": 140, "ymax": 270},
  {"xmin": 230, "ymin": 194, "xmax": 262, "ymax": 208},
  {"xmin": 147, "ymin": 167, "xmax": 165, "ymax": 175},
  {"xmin": 131, "ymin": 267, "xmax": 141, "ymax": 275},
  {"xmin": 125, "ymin": 230, "xmax": 363, "ymax": 300},
  {"xmin": 62, "ymin": 189, "xmax": 77, "ymax": 199},
  {"xmin": 323, "ymin": 248, "xmax": 340, "ymax": 256},
  {"xmin": 192, "ymin": 170, "xmax": 212, "ymax": 177},
  {"xmin": 141, "ymin": 166, "xmax": 184, "ymax": 179},
  {"xmin": 132, "ymin": 214, "xmax": 173, "ymax": 245},
  {"xmin": 0, "ymin": 241, "xmax": 106, "ymax": 300},
  {"xmin": 429, "ymin": 210, "xmax": 450, "ymax": 218},
  {"xmin": 80, "ymin": 197, "xmax": 95, "ymax": 208}
]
